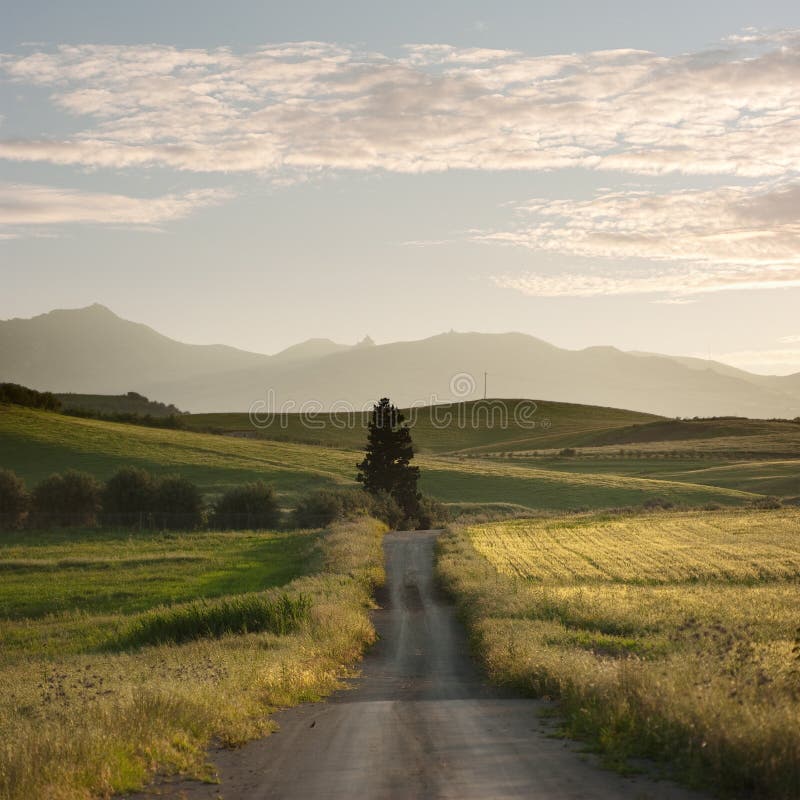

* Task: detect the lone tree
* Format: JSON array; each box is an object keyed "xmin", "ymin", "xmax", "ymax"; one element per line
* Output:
[{"xmin": 357, "ymin": 397, "xmax": 420, "ymax": 519}]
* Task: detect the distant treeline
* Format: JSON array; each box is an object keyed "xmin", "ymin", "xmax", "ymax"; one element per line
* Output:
[
  {"xmin": 1, "ymin": 383, "xmax": 187, "ymax": 429},
  {"xmin": 57, "ymin": 390, "xmax": 185, "ymax": 418},
  {"xmin": 0, "ymin": 383, "xmax": 61, "ymax": 411},
  {"xmin": 63, "ymin": 407, "xmax": 187, "ymax": 429},
  {"xmin": 0, "ymin": 466, "xmax": 448, "ymax": 533}
]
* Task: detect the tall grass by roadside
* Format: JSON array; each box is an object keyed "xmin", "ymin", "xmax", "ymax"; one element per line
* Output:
[
  {"xmin": 0, "ymin": 517, "xmax": 386, "ymax": 800},
  {"xmin": 118, "ymin": 591, "xmax": 312, "ymax": 648},
  {"xmin": 438, "ymin": 509, "xmax": 800, "ymax": 799}
]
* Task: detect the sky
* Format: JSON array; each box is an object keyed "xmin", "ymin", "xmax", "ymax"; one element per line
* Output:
[{"xmin": 2, "ymin": 1, "xmax": 800, "ymax": 374}]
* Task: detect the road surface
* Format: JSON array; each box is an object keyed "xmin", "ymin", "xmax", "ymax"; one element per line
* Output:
[{"xmin": 138, "ymin": 531, "xmax": 704, "ymax": 799}]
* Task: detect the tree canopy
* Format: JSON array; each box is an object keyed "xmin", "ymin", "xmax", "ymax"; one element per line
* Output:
[{"xmin": 356, "ymin": 397, "xmax": 420, "ymax": 518}]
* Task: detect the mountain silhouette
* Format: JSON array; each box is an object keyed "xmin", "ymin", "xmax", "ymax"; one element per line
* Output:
[{"xmin": 1, "ymin": 305, "xmax": 799, "ymax": 417}]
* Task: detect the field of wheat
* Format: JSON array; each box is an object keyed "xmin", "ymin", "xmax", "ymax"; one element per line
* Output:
[{"xmin": 438, "ymin": 509, "xmax": 800, "ymax": 798}]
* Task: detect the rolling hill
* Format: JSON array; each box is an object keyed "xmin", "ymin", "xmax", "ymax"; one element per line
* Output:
[
  {"xmin": 184, "ymin": 398, "xmax": 662, "ymax": 454},
  {"xmin": 0, "ymin": 405, "xmax": 757, "ymax": 511},
  {"xmin": 2, "ymin": 304, "xmax": 800, "ymax": 417}
]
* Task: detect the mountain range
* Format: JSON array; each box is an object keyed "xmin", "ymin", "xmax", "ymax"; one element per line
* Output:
[{"xmin": 1, "ymin": 304, "xmax": 799, "ymax": 417}]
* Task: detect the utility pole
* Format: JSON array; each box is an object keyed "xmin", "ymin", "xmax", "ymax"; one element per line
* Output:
[{"xmin": 484, "ymin": 371, "xmax": 487, "ymax": 400}]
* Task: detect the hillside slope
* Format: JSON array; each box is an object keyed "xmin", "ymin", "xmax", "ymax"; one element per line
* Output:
[
  {"xmin": 0, "ymin": 406, "xmax": 756, "ymax": 510},
  {"xmin": 185, "ymin": 399, "xmax": 662, "ymax": 454}
]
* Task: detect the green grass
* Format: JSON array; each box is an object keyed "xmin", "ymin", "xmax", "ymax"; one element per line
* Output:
[
  {"xmin": 0, "ymin": 404, "xmax": 355, "ymax": 501},
  {"xmin": 439, "ymin": 509, "xmax": 800, "ymax": 798},
  {"xmin": 119, "ymin": 591, "xmax": 312, "ymax": 648},
  {"xmin": 0, "ymin": 528, "xmax": 310, "ymax": 623},
  {"xmin": 576, "ymin": 417, "xmax": 800, "ymax": 448},
  {"xmin": 0, "ymin": 517, "xmax": 386, "ymax": 800},
  {"xmin": 1, "ymin": 405, "xmax": 759, "ymax": 512},
  {"xmin": 490, "ymin": 455, "xmax": 800, "ymax": 499},
  {"xmin": 185, "ymin": 398, "xmax": 662, "ymax": 454},
  {"xmin": 419, "ymin": 456, "xmax": 755, "ymax": 509}
]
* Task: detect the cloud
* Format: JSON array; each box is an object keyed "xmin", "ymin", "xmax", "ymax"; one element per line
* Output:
[
  {"xmin": 491, "ymin": 266, "xmax": 800, "ymax": 298},
  {"xmin": 1, "ymin": 33, "xmax": 800, "ymax": 176},
  {"xmin": 483, "ymin": 180, "xmax": 800, "ymax": 297},
  {"xmin": 0, "ymin": 183, "xmax": 232, "ymax": 231},
  {"xmin": 778, "ymin": 334, "xmax": 800, "ymax": 343}
]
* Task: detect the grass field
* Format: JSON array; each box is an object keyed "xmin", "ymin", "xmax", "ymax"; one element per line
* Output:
[
  {"xmin": 0, "ymin": 517, "xmax": 386, "ymax": 800},
  {"xmin": 184, "ymin": 398, "xmax": 661, "ymax": 454},
  {"xmin": 438, "ymin": 509, "xmax": 800, "ymax": 798},
  {"xmin": 0, "ymin": 528, "xmax": 311, "ymax": 658},
  {"xmin": 490, "ymin": 455, "xmax": 800, "ymax": 500},
  {"xmin": 185, "ymin": 403, "xmax": 800, "ymax": 458},
  {"xmin": 0, "ymin": 405, "xmax": 759, "ymax": 511}
]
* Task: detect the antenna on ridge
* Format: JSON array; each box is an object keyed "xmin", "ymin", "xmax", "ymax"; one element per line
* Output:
[{"xmin": 484, "ymin": 371, "xmax": 487, "ymax": 400}]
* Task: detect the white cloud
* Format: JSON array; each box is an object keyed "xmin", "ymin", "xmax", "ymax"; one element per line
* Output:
[
  {"xmin": 492, "ymin": 265, "xmax": 800, "ymax": 298},
  {"xmin": 484, "ymin": 180, "xmax": 800, "ymax": 297},
  {"xmin": 778, "ymin": 334, "xmax": 800, "ymax": 343},
  {"xmin": 1, "ymin": 33, "xmax": 800, "ymax": 177},
  {"xmin": 0, "ymin": 183, "xmax": 232, "ymax": 231}
]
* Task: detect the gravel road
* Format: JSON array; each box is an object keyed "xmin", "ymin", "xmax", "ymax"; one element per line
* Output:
[{"xmin": 136, "ymin": 531, "xmax": 705, "ymax": 799}]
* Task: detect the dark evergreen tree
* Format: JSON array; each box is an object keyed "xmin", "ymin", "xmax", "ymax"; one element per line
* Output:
[{"xmin": 356, "ymin": 397, "xmax": 420, "ymax": 518}]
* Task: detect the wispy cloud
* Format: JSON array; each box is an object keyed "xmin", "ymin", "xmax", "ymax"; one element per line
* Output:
[
  {"xmin": 1, "ymin": 33, "xmax": 800, "ymax": 177},
  {"xmin": 484, "ymin": 180, "xmax": 800, "ymax": 297},
  {"xmin": 0, "ymin": 183, "xmax": 232, "ymax": 233},
  {"xmin": 490, "ymin": 266, "xmax": 800, "ymax": 299}
]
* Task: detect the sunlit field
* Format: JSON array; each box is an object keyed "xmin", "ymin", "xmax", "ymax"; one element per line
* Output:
[
  {"xmin": 438, "ymin": 509, "xmax": 800, "ymax": 798},
  {"xmin": 0, "ymin": 528, "xmax": 311, "ymax": 659},
  {"xmin": 0, "ymin": 518, "xmax": 385, "ymax": 800}
]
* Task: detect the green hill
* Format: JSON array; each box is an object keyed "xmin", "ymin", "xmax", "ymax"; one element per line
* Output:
[
  {"xmin": 576, "ymin": 417, "xmax": 800, "ymax": 449},
  {"xmin": 0, "ymin": 405, "xmax": 757, "ymax": 511},
  {"xmin": 185, "ymin": 399, "xmax": 662, "ymax": 454}
]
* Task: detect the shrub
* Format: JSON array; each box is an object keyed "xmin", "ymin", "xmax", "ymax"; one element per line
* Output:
[
  {"xmin": 415, "ymin": 495, "xmax": 450, "ymax": 530},
  {"xmin": 31, "ymin": 470, "xmax": 102, "ymax": 527},
  {"xmin": 750, "ymin": 495, "xmax": 782, "ymax": 510},
  {"xmin": 292, "ymin": 487, "xmax": 372, "ymax": 528},
  {"xmin": 0, "ymin": 468, "xmax": 30, "ymax": 530},
  {"xmin": 152, "ymin": 475, "xmax": 204, "ymax": 530},
  {"xmin": 291, "ymin": 489, "xmax": 339, "ymax": 528},
  {"xmin": 291, "ymin": 487, "xmax": 404, "ymax": 529},
  {"xmin": 369, "ymin": 491, "xmax": 405, "ymax": 529},
  {"xmin": 210, "ymin": 481, "xmax": 280, "ymax": 530},
  {"xmin": 643, "ymin": 496, "xmax": 675, "ymax": 511},
  {"xmin": 558, "ymin": 447, "xmax": 577, "ymax": 457},
  {"xmin": 102, "ymin": 466, "xmax": 156, "ymax": 527}
]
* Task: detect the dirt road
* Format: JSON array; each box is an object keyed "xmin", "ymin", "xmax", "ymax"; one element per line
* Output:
[{"xmin": 146, "ymin": 531, "xmax": 704, "ymax": 799}]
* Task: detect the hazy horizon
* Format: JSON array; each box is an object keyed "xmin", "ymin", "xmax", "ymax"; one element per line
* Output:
[{"xmin": 3, "ymin": 2, "xmax": 800, "ymax": 375}]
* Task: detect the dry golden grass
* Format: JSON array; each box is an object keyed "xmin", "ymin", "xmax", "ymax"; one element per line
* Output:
[
  {"xmin": 438, "ymin": 509, "xmax": 800, "ymax": 798},
  {"xmin": 0, "ymin": 517, "xmax": 385, "ymax": 800},
  {"xmin": 470, "ymin": 510, "xmax": 800, "ymax": 583}
]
